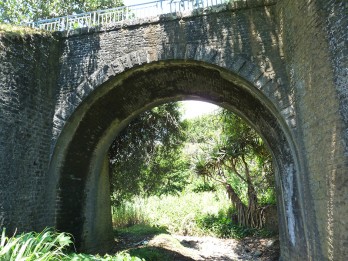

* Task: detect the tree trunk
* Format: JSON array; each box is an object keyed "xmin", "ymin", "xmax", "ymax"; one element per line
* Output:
[
  {"xmin": 225, "ymin": 183, "xmax": 248, "ymax": 226},
  {"xmin": 225, "ymin": 182, "xmax": 264, "ymax": 229},
  {"xmin": 242, "ymin": 155, "xmax": 264, "ymax": 229}
]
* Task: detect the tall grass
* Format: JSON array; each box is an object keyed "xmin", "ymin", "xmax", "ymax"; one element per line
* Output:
[
  {"xmin": 112, "ymin": 203, "xmax": 147, "ymax": 228},
  {"xmin": 112, "ymin": 190, "xmax": 277, "ymax": 239},
  {"xmin": 0, "ymin": 228, "xmax": 144, "ymax": 261},
  {"xmin": 0, "ymin": 228, "xmax": 71, "ymax": 260},
  {"xmin": 112, "ymin": 190, "xmax": 231, "ymax": 236}
]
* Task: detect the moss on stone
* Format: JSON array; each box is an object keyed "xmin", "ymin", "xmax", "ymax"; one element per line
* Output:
[{"xmin": 0, "ymin": 23, "xmax": 52, "ymax": 39}]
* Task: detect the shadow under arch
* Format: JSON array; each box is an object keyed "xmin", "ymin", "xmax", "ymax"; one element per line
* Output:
[{"xmin": 48, "ymin": 60, "xmax": 307, "ymax": 258}]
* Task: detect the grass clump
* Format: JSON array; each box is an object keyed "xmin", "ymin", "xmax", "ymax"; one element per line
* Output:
[
  {"xmin": 112, "ymin": 203, "xmax": 147, "ymax": 228},
  {"xmin": 0, "ymin": 228, "xmax": 71, "ymax": 260},
  {"xmin": 0, "ymin": 228, "xmax": 144, "ymax": 261},
  {"xmin": 0, "ymin": 24, "xmax": 49, "ymax": 38}
]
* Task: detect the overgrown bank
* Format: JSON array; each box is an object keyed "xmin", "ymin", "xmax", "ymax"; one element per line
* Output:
[{"xmin": 112, "ymin": 191, "xmax": 277, "ymax": 240}]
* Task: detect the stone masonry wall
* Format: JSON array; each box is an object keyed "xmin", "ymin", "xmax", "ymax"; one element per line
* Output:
[
  {"xmin": 49, "ymin": 0, "xmax": 348, "ymax": 258},
  {"xmin": 52, "ymin": 0, "xmax": 290, "ymax": 145},
  {"xmin": 50, "ymin": 1, "xmax": 306, "ymax": 255},
  {"xmin": 44, "ymin": 0, "xmax": 300, "ymax": 252},
  {"xmin": 276, "ymin": 0, "xmax": 348, "ymax": 260},
  {"xmin": 0, "ymin": 30, "xmax": 60, "ymax": 233}
]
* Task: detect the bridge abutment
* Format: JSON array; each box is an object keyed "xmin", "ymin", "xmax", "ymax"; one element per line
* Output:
[{"xmin": 82, "ymin": 155, "xmax": 114, "ymax": 253}]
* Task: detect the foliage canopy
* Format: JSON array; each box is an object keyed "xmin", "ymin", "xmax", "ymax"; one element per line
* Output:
[
  {"xmin": 0, "ymin": 0, "xmax": 123, "ymax": 24},
  {"xmin": 109, "ymin": 103, "xmax": 189, "ymax": 206},
  {"xmin": 192, "ymin": 109, "xmax": 275, "ymax": 228}
]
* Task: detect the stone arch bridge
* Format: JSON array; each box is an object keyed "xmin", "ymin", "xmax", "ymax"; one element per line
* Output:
[{"xmin": 0, "ymin": 0, "xmax": 347, "ymax": 260}]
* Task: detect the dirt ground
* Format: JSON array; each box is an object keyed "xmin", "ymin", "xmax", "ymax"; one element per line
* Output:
[{"xmin": 113, "ymin": 232, "xmax": 280, "ymax": 261}]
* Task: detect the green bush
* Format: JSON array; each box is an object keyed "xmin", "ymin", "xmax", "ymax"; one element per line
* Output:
[
  {"xmin": 195, "ymin": 212, "xmax": 249, "ymax": 238},
  {"xmin": 195, "ymin": 211, "xmax": 276, "ymax": 239},
  {"xmin": 258, "ymin": 188, "xmax": 277, "ymax": 206},
  {"xmin": 191, "ymin": 182, "xmax": 217, "ymax": 193}
]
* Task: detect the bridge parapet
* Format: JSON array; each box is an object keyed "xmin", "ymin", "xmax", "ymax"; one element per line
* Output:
[{"xmin": 27, "ymin": 0, "xmax": 227, "ymax": 31}]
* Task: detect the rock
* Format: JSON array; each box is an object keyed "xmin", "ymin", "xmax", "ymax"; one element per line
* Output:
[
  {"xmin": 266, "ymin": 239, "xmax": 275, "ymax": 247},
  {"xmin": 254, "ymin": 250, "xmax": 262, "ymax": 257}
]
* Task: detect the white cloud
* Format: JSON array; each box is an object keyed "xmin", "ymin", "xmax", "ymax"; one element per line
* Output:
[{"xmin": 180, "ymin": 100, "xmax": 219, "ymax": 119}]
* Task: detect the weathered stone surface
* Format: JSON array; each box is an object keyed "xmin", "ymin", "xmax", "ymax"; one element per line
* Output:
[
  {"xmin": 276, "ymin": 0, "xmax": 348, "ymax": 259},
  {"xmin": 0, "ymin": 0, "xmax": 346, "ymax": 260},
  {"xmin": 0, "ymin": 32, "xmax": 60, "ymax": 232}
]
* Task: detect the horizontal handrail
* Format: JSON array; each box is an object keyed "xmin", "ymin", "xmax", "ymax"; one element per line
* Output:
[{"xmin": 27, "ymin": 0, "xmax": 226, "ymax": 31}]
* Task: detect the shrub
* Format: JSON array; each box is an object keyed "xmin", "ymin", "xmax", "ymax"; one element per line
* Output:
[
  {"xmin": 191, "ymin": 182, "xmax": 217, "ymax": 193},
  {"xmin": 195, "ymin": 210, "xmax": 276, "ymax": 239},
  {"xmin": 0, "ymin": 228, "xmax": 71, "ymax": 260}
]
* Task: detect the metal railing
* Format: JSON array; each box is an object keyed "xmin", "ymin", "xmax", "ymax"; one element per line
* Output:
[{"xmin": 27, "ymin": 0, "xmax": 226, "ymax": 31}]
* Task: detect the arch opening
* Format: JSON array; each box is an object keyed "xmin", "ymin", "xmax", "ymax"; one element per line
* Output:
[
  {"xmin": 48, "ymin": 61, "xmax": 306, "ymax": 257},
  {"xmin": 109, "ymin": 99, "xmax": 279, "ymax": 256}
]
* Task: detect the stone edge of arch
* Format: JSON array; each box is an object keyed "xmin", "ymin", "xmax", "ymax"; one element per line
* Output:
[{"xmin": 53, "ymin": 47, "xmax": 296, "ymax": 143}]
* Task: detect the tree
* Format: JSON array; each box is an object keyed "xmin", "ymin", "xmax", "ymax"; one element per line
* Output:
[
  {"xmin": 193, "ymin": 110, "xmax": 274, "ymax": 228},
  {"xmin": 0, "ymin": 0, "xmax": 123, "ymax": 24},
  {"xmin": 109, "ymin": 103, "xmax": 189, "ymax": 206}
]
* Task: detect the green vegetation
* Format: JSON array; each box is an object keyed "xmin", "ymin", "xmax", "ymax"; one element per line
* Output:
[
  {"xmin": 0, "ymin": 23, "xmax": 51, "ymax": 39},
  {"xmin": 0, "ymin": 228, "xmax": 143, "ymax": 261},
  {"xmin": 111, "ymin": 103, "xmax": 276, "ymax": 238},
  {"xmin": 190, "ymin": 110, "xmax": 275, "ymax": 228},
  {"xmin": 112, "ymin": 190, "xmax": 276, "ymax": 240},
  {"xmin": 112, "ymin": 204, "xmax": 148, "ymax": 228},
  {"xmin": 0, "ymin": 102, "xmax": 277, "ymax": 260},
  {"xmin": 113, "ymin": 190, "xmax": 230, "ymax": 236},
  {"xmin": 0, "ymin": 0, "xmax": 124, "ymax": 24},
  {"xmin": 109, "ymin": 103, "xmax": 189, "ymax": 206},
  {"xmin": 196, "ymin": 212, "xmax": 275, "ymax": 239},
  {"xmin": 0, "ymin": 228, "xmax": 71, "ymax": 261}
]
